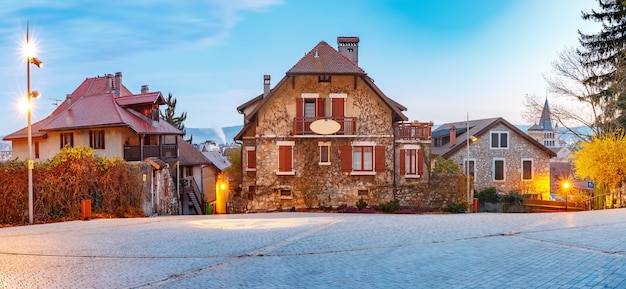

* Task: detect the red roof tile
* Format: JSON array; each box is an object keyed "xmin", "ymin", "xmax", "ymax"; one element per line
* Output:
[{"xmin": 287, "ymin": 41, "xmax": 365, "ymax": 75}]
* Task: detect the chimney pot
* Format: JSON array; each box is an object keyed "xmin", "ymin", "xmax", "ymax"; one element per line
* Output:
[{"xmin": 141, "ymin": 85, "xmax": 149, "ymax": 94}]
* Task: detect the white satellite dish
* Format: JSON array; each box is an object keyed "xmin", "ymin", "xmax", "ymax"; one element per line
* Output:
[{"xmin": 310, "ymin": 119, "xmax": 341, "ymax": 135}]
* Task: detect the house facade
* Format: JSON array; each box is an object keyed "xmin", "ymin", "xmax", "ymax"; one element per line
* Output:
[
  {"xmin": 235, "ymin": 37, "xmax": 432, "ymax": 210},
  {"xmin": 431, "ymin": 117, "xmax": 556, "ymax": 200}
]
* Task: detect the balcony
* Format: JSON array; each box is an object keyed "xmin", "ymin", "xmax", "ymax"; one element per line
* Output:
[
  {"xmin": 395, "ymin": 122, "xmax": 433, "ymax": 141},
  {"xmin": 123, "ymin": 144, "xmax": 178, "ymax": 161},
  {"xmin": 293, "ymin": 117, "xmax": 357, "ymax": 135}
]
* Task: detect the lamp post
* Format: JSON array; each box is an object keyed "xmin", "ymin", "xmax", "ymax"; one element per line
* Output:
[
  {"xmin": 26, "ymin": 21, "xmax": 42, "ymax": 224},
  {"xmin": 466, "ymin": 114, "xmax": 470, "ymax": 212},
  {"xmin": 563, "ymin": 181, "xmax": 570, "ymax": 211}
]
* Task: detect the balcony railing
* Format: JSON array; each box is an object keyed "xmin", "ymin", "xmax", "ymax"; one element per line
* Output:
[
  {"xmin": 123, "ymin": 144, "xmax": 177, "ymax": 161},
  {"xmin": 395, "ymin": 122, "xmax": 433, "ymax": 140},
  {"xmin": 293, "ymin": 117, "xmax": 357, "ymax": 135}
]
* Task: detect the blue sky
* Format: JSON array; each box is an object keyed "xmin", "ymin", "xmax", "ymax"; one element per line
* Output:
[{"xmin": 0, "ymin": 0, "xmax": 599, "ymax": 136}]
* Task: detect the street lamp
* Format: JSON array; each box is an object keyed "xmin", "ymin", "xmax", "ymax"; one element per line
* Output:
[
  {"xmin": 26, "ymin": 21, "xmax": 42, "ymax": 224},
  {"xmin": 563, "ymin": 181, "xmax": 571, "ymax": 211},
  {"xmin": 466, "ymin": 113, "xmax": 477, "ymax": 212}
]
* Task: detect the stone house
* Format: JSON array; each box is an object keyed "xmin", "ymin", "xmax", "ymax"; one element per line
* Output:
[
  {"xmin": 234, "ymin": 37, "xmax": 433, "ymax": 210},
  {"xmin": 431, "ymin": 117, "xmax": 556, "ymax": 199}
]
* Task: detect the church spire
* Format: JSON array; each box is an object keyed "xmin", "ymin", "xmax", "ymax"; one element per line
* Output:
[{"xmin": 538, "ymin": 98, "xmax": 553, "ymax": 130}]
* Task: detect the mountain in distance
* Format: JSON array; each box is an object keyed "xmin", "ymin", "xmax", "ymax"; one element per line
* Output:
[{"xmin": 186, "ymin": 125, "xmax": 243, "ymax": 144}]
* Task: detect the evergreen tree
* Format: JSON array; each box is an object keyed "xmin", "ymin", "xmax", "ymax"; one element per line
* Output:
[
  {"xmin": 578, "ymin": 0, "xmax": 626, "ymax": 131},
  {"xmin": 160, "ymin": 93, "xmax": 192, "ymax": 143}
]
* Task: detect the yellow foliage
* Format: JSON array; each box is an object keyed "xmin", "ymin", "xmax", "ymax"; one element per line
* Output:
[{"xmin": 571, "ymin": 130, "xmax": 626, "ymax": 190}]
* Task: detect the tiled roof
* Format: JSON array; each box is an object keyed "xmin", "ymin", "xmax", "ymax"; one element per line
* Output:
[
  {"xmin": 177, "ymin": 136, "xmax": 210, "ymax": 166},
  {"xmin": 202, "ymin": 150, "xmax": 231, "ymax": 171},
  {"xmin": 431, "ymin": 117, "xmax": 557, "ymax": 158},
  {"xmin": 3, "ymin": 74, "xmax": 183, "ymax": 140},
  {"xmin": 287, "ymin": 41, "xmax": 366, "ymax": 75}
]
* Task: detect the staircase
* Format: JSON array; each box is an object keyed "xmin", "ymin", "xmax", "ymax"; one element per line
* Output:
[{"xmin": 181, "ymin": 177, "xmax": 204, "ymax": 215}]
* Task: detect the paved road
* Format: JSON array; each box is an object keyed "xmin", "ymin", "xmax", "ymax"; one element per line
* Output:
[{"xmin": 1, "ymin": 209, "xmax": 626, "ymax": 289}]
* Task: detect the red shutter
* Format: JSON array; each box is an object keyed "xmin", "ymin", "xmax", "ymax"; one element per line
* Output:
[
  {"xmin": 247, "ymin": 150, "xmax": 256, "ymax": 169},
  {"xmin": 375, "ymin": 146, "xmax": 385, "ymax": 172},
  {"xmin": 417, "ymin": 149, "xmax": 424, "ymax": 176},
  {"xmin": 332, "ymin": 98, "xmax": 344, "ymax": 117},
  {"xmin": 317, "ymin": 98, "xmax": 325, "ymax": 117},
  {"xmin": 279, "ymin": 146, "xmax": 292, "ymax": 172},
  {"xmin": 399, "ymin": 149, "xmax": 406, "ymax": 176},
  {"xmin": 296, "ymin": 98, "xmax": 303, "ymax": 118},
  {"xmin": 341, "ymin": 146, "xmax": 352, "ymax": 172}
]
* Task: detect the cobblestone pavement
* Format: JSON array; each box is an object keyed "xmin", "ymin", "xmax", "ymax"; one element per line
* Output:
[{"xmin": 2, "ymin": 209, "xmax": 626, "ymax": 288}]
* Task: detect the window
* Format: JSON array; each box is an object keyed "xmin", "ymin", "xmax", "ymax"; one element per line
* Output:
[
  {"xmin": 277, "ymin": 141, "xmax": 294, "ymax": 175},
  {"xmin": 319, "ymin": 75, "xmax": 331, "ymax": 82},
  {"xmin": 89, "ymin": 130, "xmax": 105, "ymax": 149},
  {"xmin": 493, "ymin": 159, "xmax": 505, "ymax": 181},
  {"xmin": 352, "ymin": 146, "xmax": 373, "ymax": 171},
  {"xmin": 245, "ymin": 147, "xmax": 256, "ymax": 171},
  {"xmin": 304, "ymin": 99, "xmax": 316, "ymax": 117},
  {"xmin": 319, "ymin": 142, "xmax": 330, "ymax": 165},
  {"xmin": 400, "ymin": 147, "xmax": 423, "ymax": 177},
  {"xmin": 342, "ymin": 143, "xmax": 385, "ymax": 174},
  {"xmin": 358, "ymin": 189, "xmax": 369, "ymax": 198},
  {"xmin": 279, "ymin": 189, "xmax": 292, "ymax": 199},
  {"xmin": 490, "ymin": 132, "xmax": 508, "ymax": 149},
  {"xmin": 60, "ymin": 133, "xmax": 74, "ymax": 149},
  {"xmin": 247, "ymin": 186, "xmax": 255, "ymax": 200},
  {"xmin": 34, "ymin": 142, "xmax": 40, "ymax": 159},
  {"xmin": 464, "ymin": 159, "xmax": 475, "ymax": 180},
  {"xmin": 522, "ymin": 159, "xmax": 533, "ymax": 180}
]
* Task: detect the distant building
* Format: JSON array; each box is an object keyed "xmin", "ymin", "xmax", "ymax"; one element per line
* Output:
[{"xmin": 527, "ymin": 98, "xmax": 562, "ymax": 148}]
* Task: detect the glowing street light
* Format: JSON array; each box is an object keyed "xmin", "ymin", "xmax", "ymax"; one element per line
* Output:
[
  {"xmin": 466, "ymin": 113, "xmax": 477, "ymax": 212},
  {"xmin": 563, "ymin": 181, "xmax": 571, "ymax": 211},
  {"xmin": 25, "ymin": 21, "xmax": 42, "ymax": 224}
]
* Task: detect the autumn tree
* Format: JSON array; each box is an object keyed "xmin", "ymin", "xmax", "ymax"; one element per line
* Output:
[{"xmin": 571, "ymin": 130, "xmax": 626, "ymax": 207}]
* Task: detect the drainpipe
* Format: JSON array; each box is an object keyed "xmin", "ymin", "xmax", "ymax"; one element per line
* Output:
[{"xmin": 393, "ymin": 122, "xmax": 397, "ymax": 199}]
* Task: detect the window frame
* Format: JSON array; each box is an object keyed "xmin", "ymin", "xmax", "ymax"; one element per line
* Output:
[
  {"xmin": 277, "ymin": 141, "xmax": 295, "ymax": 175},
  {"xmin": 318, "ymin": 141, "xmax": 331, "ymax": 165},
  {"xmin": 464, "ymin": 158, "xmax": 476, "ymax": 181},
  {"xmin": 493, "ymin": 158, "xmax": 505, "ymax": 182},
  {"xmin": 245, "ymin": 146, "xmax": 256, "ymax": 171},
  {"xmin": 60, "ymin": 132, "xmax": 74, "ymax": 149},
  {"xmin": 89, "ymin": 130, "xmax": 106, "ymax": 150},
  {"xmin": 490, "ymin": 131, "xmax": 509, "ymax": 149},
  {"xmin": 522, "ymin": 158, "xmax": 533, "ymax": 181},
  {"xmin": 352, "ymin": 146, "xmax": 374, "ymax": 172}
]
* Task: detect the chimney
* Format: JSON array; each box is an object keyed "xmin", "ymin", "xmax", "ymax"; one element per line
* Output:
[
  {"xmin": 66, "ymin": 94, "xmax": 71, "ymax": 107},
  {"xmin": 114, "ymin": 72, "xmax": 122, "ymax": 96},
  {"xmin": 449, "ymin": 125, "xmax": 456, "ymax": 147},
  {"xmin": 141, "ymin": 85, "xmax": 149, "ymax": 94},
  {"xmin": 337, "ymin": 36, "xmax": 360, "ymax": 65},
  {"xmin": 263, "ymin": 75, "xmax": 271, "ymax": 97}
]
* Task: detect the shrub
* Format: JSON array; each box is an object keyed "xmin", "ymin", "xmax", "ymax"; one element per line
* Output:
[
  {"xmin": 379, "ymin": 199, "xmax": 400, "ymax": 213},
  {"xmin": 475, "ymin": 187, "xmax": 500, "ymax": 204},
  {"xmin": 502, "ymin": 191, "xmax": 525, "ymax": 206},
  {"xmin": 356, "ymin": 198, "xmax": 368, "ymax": 210},
  {"xmin": 443, "ymin": 200, "xmax": 469, "ymax": 213}
]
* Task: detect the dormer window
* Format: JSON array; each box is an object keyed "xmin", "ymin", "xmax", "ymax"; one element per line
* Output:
[{"xmin": 319, "ymin": 75, "xmax": 331, "ymax": 82}]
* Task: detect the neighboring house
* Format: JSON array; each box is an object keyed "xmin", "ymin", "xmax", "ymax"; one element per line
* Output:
[
  {"xmin": 3, "ymin": 72, "xmax": 186, "ymax": 215},
  {"xmin": 235, "ymin": 36, "xmax": 433, "ymax": 210},
  {"xmin": 201, "ymin": 149, "xmax": 231, "ymax": 214},
  {"xmin": 431, "ymin": 117, "xmax": 556, "ymax": 200}
]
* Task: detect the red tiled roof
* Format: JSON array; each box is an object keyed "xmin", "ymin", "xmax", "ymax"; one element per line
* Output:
[
  {"xmin": 3, "ymin": 74, "xmax": 183, "ymax": 140},
  {"xmin": 116, "ymin": 92, "xmax": 165, "ymax": 106},
  {"xmin": 287, "ymin": 41, "xmax": 366, "ymax": 75}
]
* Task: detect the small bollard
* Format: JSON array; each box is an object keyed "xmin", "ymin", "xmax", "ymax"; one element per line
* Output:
[
  {"xmin": 81, "ymin": 199, "xmax": 92, "ymax": 220},
  {"xmin": 473, "ymin": 198, "xmax": 479, "ymax": 213}
]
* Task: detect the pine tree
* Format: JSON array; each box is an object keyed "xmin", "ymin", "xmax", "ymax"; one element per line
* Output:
[
  {"xmin": 578, "ymin": 0, "xmax": 626, "ymax": 131},
  {"xmin": 160, "ymin": 93, "xmax": 187, "ymax": 135}
]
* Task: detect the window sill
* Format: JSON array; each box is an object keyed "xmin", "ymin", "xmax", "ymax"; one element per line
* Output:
[
  {"xmin": 277, "ymin": 171, "xmax": 295, "ymax": 176},
  {"xmin": 318, "ymin": 162, "xmax": 331, "ymax": 166},
  {"xmin": 350, "ymin": 171, "xmax": 376, "ymax": 176},
  {"xmin": 405, "ymin": 174, "xmax": 421, "ymax": 179},
  {"xmin": 245, "ymin": 168, "xmax": 257, "ymax": 172},
  {"xmin": 280, "ymin": 195, "xmax": 293, "ymax": 199}
]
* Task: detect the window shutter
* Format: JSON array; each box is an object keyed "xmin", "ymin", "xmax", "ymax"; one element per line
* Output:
[
  {"xmin": 399, "ymin": 149, "xmax": 406, "ymax": 175},
  {"xmin": 296, "ymin": 98, "xmax": 303, "ymax": 117},
  {"xmin": 279, "ymin": 146, "xmax": 292, "ymax": 172},
  {"xmin": 317, "ymin": 98, "xmax": 325, "ymax": 117},
  {"xmin": 417, "ymin": 149, "xmax": 424, "ymax": 176},
  {"xmin": 247, "ymin": 150, "xmax": 256, "ymax": 169},
  {"xmin": 102, "ymin": 131, "xmax": 105, "ymax": 149},
  {"xmin": 375, "ymin": 146, "xmax": 385, "ymax": 172},
  {"xmin": 89, "ymin": 131, "xmax": 93, "ymax": 147},
  {"xmin": 341, "ymin": 146, "xmax": 352, "ymax": 172},
  {"xmin": 332, "ymin": 98, "xmax": 344, "ymax": 117}
]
